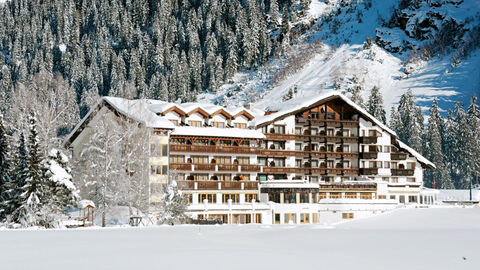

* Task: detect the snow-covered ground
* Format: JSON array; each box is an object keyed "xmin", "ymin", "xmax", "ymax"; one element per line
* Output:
[{"xmin": 1, "ymin": 207, "xmax": 479, "ymax": 270}]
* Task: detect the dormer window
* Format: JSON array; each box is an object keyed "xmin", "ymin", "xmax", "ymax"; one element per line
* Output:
[
  {"xmin": 213, "ymin": 121, "xmax": 225, "ymax": 128},
  {"xmin": 189, "ymin": 120, "xmax": 202, "ymax": 127},
  {"xmin": 234, "ymin": 123, "xmax": 247, "ymax": 129},
  {"xmin": 170, "ymin": 119, "xmax": 179, "ymax": 126}
]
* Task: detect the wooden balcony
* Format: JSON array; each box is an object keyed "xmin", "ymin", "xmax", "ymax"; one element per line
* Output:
[
  {"xmin": 342, "ymin": 168, "xmax": 360, "ymax": 175},
  {"xmin": 170, "ymin": 163, "xmax": 192, "ymax": 171},
  {"xmin": 194, "ymin": 164, "xmax": 216, "ymax": 171},
  {"xmin": 391, "ymin": 169, "xmax": 414, "ymax": 176},
  {"xmin": 176, "ymin": 180, "xmax": 259, "ymax": 191},
  {"xmin": 261, "ymin": 149, "xmax": 301, "ymax": 157},
  {"xmin": 263, "ymin": 167, "xmax": 308, "ymax": 174},
  {"xmin": 265, "ymin": 133, "xmax": 296, "ymax": 141},
  {"xmin": 319, "ymin": 183, "xmax": 376, "ymax": 191},
  {"xmin": 391, "ymin": 152, "xmax": 408, "ymax": 160},
  {"xmin": 170, "ymin": 144, "xmax": 262, "ymax": 155},
  {"xmin": 360, "ymin": 152, "xmax": 378, "ymax": 159},
  {"xmin": 240, "ymin": 164, "xmax": 261, "ymax": 172},
  {"xmin": 217, "ymin": 164, "xmax": 239, "ymax": 172},
  {"xmin": 359, "ymin": 136, "xmax": 378, "ymax": 144},
  {"xmin": 360, "ymin": 168, "xmax": 379, "ymax": 175}
]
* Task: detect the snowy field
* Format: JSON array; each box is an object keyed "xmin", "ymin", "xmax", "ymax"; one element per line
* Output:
[{"xmin": 1, "ymin": 207, "xmax": 479, "ymax": 270}]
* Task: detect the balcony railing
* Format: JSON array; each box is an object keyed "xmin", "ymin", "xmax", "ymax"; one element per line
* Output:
[
  {"xmin": 319, "ymin": 183, "xmax": 376, "ymax": 191},
  {"xmin": 217, "ymin": 164, "xmax": 239, "ymax": 172},
  {"xmin": 176, "ymin": 180, "xmax": 259, "ymax": 191},
  {"xmin": 240, "ymin": 164, "xmax": 261, "ymax": 172},
  {"xmin": 391, "ymin": 152, "xmax": 408, "ymax": 160},
  {"xmin": 391, "ymin": 169, "xmax": 414, "ymax": 176},
  {"xmin": 170, "ymin": 163, "xmax": 260, "ymax": 172},
  {"xmin": 265, "ymin": 134, "xmax": 297, "ymax": 140},
  {"xmin": 359, "ymin": 136, "xmax": 378, "ymax": 144},
  {"xmin": 360, "ymin": 152, "xmax": 378, "ymax": 159},
  {"xmin": 360, "ymin": 168, "xmax": 379, "ymax": 175},
  {"xmin": 170, "ymin": 144, "xmax": 262, "ymax": 155}
]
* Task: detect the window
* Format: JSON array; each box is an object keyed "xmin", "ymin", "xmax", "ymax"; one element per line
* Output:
[
  {"xmin": 246, "ymin": 193, "xmax": 257, "ymax": 202},
  {"xmin": 345, "ymin": 192, "xmax": 357, "ymax": 199},
  {"xmin": 237, "ymin": 157, "xmax": 250, "ymax": 165},
  {"xmin": 193, "ymin": 174, "xmax": 209, "ymax": 181},
  {"xmin": 382, "ymin": 177, "xmax": 389, "ymax": 182},
  {"xmin": 327, "ymin": 129, "xmax": 334, "ymax": 136},
  {"xmin": 269, "ymin": 193, "xmax": 280, "ymax": 203},
  {"xmin": 407, "ymin": 162, "xmax": 415, "ymax": 169},
  {"xmin": 192, "ymin": 156, "xmax": 209, "ymax": 164},
  {"xmin": 275, "ymin": 214, "xmax": 281, "ymax": 224},
  {"xmin": 213, "ymin": 121, "xmax": 225, "ymax": 128},
  {"xmin": 390, "ymin": 195, "xmax": 396, "ymax": 200},
  {"xmin": 272, "ymin": 125, "xmax": 285, "ymax": 134},
  {"xmin": 384, "ymin": 161, "xmax": 390, "ymax": 168},
  {"xmin": 151, "ymin": 165, "xmax": 168, "ymax": 175},
  {"xmin": 391, "ymin": 177, "xmax": 399, "ymax": 183},
  {"xmin": 284, "ymin": 213, "xmax": 297, "ymax": 224},
  {"xmin": 162, "ymin": 145, "xmax": 168, "ymax": 156},
  {"xmin": 188, "ymin": 120, "xmax": 202, "ymax": 127},
  {"xmin": 391, "ymin": 162, "xmax": 398, "ymax": 169},
  {"xmin": 327, "ymin": 160, "xmax": 334, "ymax": 168},
  {"xmin": 343, "ymin": 161, "xmax": 351, "ymax": 168},
  {"xmin": 342, "ymin": 145, "xmax": 350, "ymax": 152},
  {"xmin": 215, "ymin": 174, "xmax": 231, "ymax": 181},
  {"xmin": 222, "ymin": 194, "xmax": 239, "ymax": 203},
  {"xmin": 342, "ymin": 213, "xmax": 354, "ymax": 219},
  {"xmin": 300, "ymin": 213, "xmax": 310, "ymax": 224},
  {"xmin": 199, "ymin": 193, "xmax": 216, "ymax": 203},
  {"xmin": 234, "ymin": 123, "xmax": 247, "ymax": 129},
  {"xmin": 377, "ymin": 161, "xmax": 382, "ymax": 168},
  {"xmin": 295, "ymin": 127, "xmax": 302, "ymax": 135},
  {"xmin": 284, "ymin": 192, "xmax": 296, "ymax": 204},
  {"xmin": 384, "ymin": 146, "xmax": 391, "ymax": 153},
  {"xmin": 368, "ymin": 130, "xmax": 376, "ymax": 137},
  {"xmin": 407, "ymin": 178, "xmax": 416, "ymax": 183},
  {"xmin": 326, "ymin": 112, "xmax": 335, "ymax": 119},
  {"xmin": 360, "ymin": 193, "xmax": 372, "ymax": 199},
  {"xmin": 170, "ymin": 119, "xmax": 179, "ymax": 126},
  {"xmin": 330, "ymin": 192, "xmax": 341, "ymax": 199},
  {"xmin": 318, "ymin": 193, "xmax": 327, "ymax": 200},
  {"xmin": 342, "ymin": 129, "xmax": 350, "ymax": 137},
  {"xmin": 216, "ymin": 156, "xmax": 231, "ymax": 164},
  {"xmin": 170, "ymin": 155, "xmax": 185, "ymax": 164},
  {"xmin": 296, "ymin": 159, "xmax": 302, "ymax": 167},
  {"xmin": 299, "ymin": 193, "xmax": 309, "ymax": 203},
  {"xmin": 378, "ymin": 195, "xmax": 387, "ymax": 199},
  {"xmin": 399, "ymin": 195, "xmax": 405, "ymax": 203},
  {"xmin": 376, "ymin": 145, "xmax": 383, "ymax": 152},
  {"xmin": 408, "ymin": 196, "xmax": 417, "ymax": 203},
  {"xmin": 186, "ymin": 194, "xmax": 193, "ymax": 204}
]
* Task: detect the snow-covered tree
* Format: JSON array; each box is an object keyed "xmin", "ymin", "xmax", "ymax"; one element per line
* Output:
[
  {"xmin": 466, "ymin": 95, "xmax": 480, "ymax": 185},
  {"xmin": 366, "ymin": 86, "xmax": 386, "ymax": 124},
  {"xmin": 76, "ymin": 109, "xmax": 124, "ymax": 227},
  {"xmin": 0, "ymin": 114, "xmax": 12, "ymax": 220},
  {"xmin": 423, "ymin": 99, "xmax": 453, "ymax": 189},
  {"xmin": 12, "ymin": 115, "xmax": 47, "ymax": 227},
  {"xmin": 349, "ymin": 76, "xmax": 365, "ymax": 108},
  {"xmin": 396, "ymin": 89, "xmax": 423, "ymax": 152},
  {"xmin": 159, "ymin": 175, "xmax": 188, "ymax": 225}
]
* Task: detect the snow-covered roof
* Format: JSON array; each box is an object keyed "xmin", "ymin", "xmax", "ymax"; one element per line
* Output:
[
  {"xmin": 255, "ymin": 91, "xmax": 396, "ymax": 135},
  {"xmin": 398, "ymin": 140, "xmax": 436, "ymax": 169},
  {"xmin": 147, "ymin": 100, "xmax": 254, "ymax": 120},
  {"xmin": 171, "ymin": 126, "xmax": 265, "ymax": 139},
  {"xmin": 103, "ymin": 97, "xmax": 174, "ymax": 129},
  {"xmin": 254, "ymin": 91, "xmax": 435, "ymax": 168},
  {"xmin": 78, "ymin": 200, "xmax": 95, "ymax": 209}
]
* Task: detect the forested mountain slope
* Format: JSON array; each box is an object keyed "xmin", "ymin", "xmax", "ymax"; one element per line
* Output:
[{"xmin": 199, "ymin": 0, "xmax": 480, "ymax": 117}]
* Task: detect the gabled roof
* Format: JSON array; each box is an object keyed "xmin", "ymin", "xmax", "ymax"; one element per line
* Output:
[
  {"xmin": 253, "ymin": 91, "xmax": 435, "ymax": 169},
  {"xmin": 186, "ymin": 107, "xmax": 210, "ymax": 118},
  {"xmin": 171, "ymin": 126, "xmax": 265, "ymax": 139},
  {"xmin": 233, "ymin": 109, "xmax": 255, "ymax": 121},
  {"xmin": 210, "ymin": 108, "xmax": 233, "ymax": 119},
  {"xmin": 64, "ymin": 97, "xmax": 174, "ymax": 147},
  {"xmin": 160, "ymin": 105, "xmax": 187, "ymax": 116}
]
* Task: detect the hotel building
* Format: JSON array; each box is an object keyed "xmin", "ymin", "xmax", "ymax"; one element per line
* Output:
[{"xmin": 65, "ymin": 92, "xmax": 436, "ymax": 225}]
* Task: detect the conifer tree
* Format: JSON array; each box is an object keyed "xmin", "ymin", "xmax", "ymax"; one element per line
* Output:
[
  {"xmin": 0, "ymin": 114, "xmax": 12, "ymax": 220},
  {"xmin": 366, "ymin": 86, "xmax": 386, "ymax": 124},
  {"xmin": 160, "ymin": 175, "xmax": 188, "ymax": 225},
  {"xmin": 396, "ymin": 89, "xmax": 423, "ymax": 152},
  {"xmin": 466, "ymin": 95, "xmax": 480, "ymax": 185},
  {"xmin": 424, "ymin": 99, "xmax": 453, "ymax": 189},
  {"xmin": 13, "ymin": 115, "xmax": 47, "ymax": 227}
]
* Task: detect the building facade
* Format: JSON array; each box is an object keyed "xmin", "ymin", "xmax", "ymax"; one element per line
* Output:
[{"xmin": 65, "ymin": 92, "xmax": 436, "ymax": 225}]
